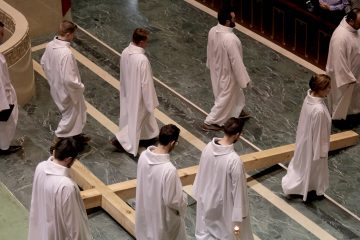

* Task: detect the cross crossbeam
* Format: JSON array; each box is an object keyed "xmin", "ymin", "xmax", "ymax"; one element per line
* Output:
[{"xmin": 70, "ymin": 130, "xmax": 358, "ymax": 237}]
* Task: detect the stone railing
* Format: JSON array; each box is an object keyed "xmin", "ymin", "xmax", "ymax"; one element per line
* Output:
[{"xmin": 0, "ymin": 0, "xmax": 35, "ymax": 105}]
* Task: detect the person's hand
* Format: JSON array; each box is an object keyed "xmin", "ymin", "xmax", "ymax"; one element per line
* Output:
[
  {"xmin": 320, "ymin": 2, "xmax": 330, "ymax": 10},
  {"xmin": 234, "ymin": 225, "xmax": 240, "ymax": 235}
]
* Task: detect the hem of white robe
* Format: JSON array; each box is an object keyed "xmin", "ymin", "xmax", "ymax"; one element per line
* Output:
[{"xmin": 0, "ymin": 105, "xmax": 18, "ymax": 150}]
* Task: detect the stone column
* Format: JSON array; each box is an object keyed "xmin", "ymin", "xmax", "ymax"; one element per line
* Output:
[{"xmin": 0, "ymin": 0, "xmax": 35, "ymax": 105}]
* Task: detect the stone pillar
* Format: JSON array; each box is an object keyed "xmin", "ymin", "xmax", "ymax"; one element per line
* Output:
[{"xmin": 0, "ymin": 0, "xmax": 35, "ymax": 105}]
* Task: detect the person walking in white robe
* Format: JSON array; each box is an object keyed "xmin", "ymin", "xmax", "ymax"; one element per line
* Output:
[
  {"xmin": 0, "ymin": 21, "xmax": 21, "ymax": 154},
  {"xmin": 135, "ymin": 124, "xmax": 187, "ymax": 240},
  {"xmin": 112, "ymin": 28, "xmax": 159, "ymax": 156},
  {"xmin": 28, "ymin": 137, "xmax": 91, "ymax": 240},
  {"xmin": 282, "ymin": 74, "xmax": 332, "ymax": 201},
  {"xmin": 202, "ymin": 8, "xmax": 251, "ymax": 132},
  {"xmin": 194, "ymin": 117, "xmax": 253, "ymax": 240},
  {"xmin": 41, "ymin": 20, "xmax": 89, "ymax": 151},
  {"xmin": 326, "ymin": 9, "xmax": 360, "ymax": 120}
]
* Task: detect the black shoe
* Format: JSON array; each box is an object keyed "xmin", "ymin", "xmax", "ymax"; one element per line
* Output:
[
  {"xmin": 0, "ymin": 145, "xmax": 22, "ymax": 155},
  {"xmin": 304, "ymin": 190, "xmax": 320, "ymax": 203},
  {"xmin": 201, "ymin": 123, "xmax": 223, "ymax": 132},
  {"xmin": 239, "ymin": 110, "xmax": 251, "ymax": 119},
  {"xmin": 139, "ymin": 138, "xmax": 158, "ymax": 148},
  {"xmin": 110, "ymin": 137, "xmax": 126, "ymax": 152}
]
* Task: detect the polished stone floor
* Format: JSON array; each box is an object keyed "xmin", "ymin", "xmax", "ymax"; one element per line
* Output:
[{"xmin": 1, "ymin": 0, "xmax": 360, "ymax": 239}]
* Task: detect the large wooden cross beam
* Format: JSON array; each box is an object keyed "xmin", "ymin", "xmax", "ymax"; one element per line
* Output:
[{"xmin": 71, "ymin": 130, "xmax": 358, "ymax": 236}]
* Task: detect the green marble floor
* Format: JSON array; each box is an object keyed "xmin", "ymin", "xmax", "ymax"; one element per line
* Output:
[
  {"xmin": 0, "ymin": 182, "xmax": 28, "ymax": 240},
  {"xmin": 1, "ymin": 0, "xmax": 360, "ymax": 239}
]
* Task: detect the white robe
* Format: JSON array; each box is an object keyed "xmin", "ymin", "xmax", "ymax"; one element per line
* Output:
[
  {"xmin": 205, "ymin": 24, "xmax": 251, "ymax": 126},
  {"xmin": 41, "ymin": 37, "xmax": 87, "ymax": 137},
  {"xmin": 0, "ymin": 53, "xmax": 18, "ymax": 150},
  {"xmin": 135, "ymin": 146, "xmax": 187, "ymax": 240},
  {"xmin": 326, "ymin": 18, "xmax": 360, "ymax": 120},
  {"xmin": 282, "ymin": 90, "xmax": 331, "ymax": 201},
  {"xmin": 28, "ymin": 157, "xmax": 91, "ymax": 240},
  {"xmin": 115, "ymin": 43, "xmax": 159, "ymax": 156},
  {"xmin": 193, "ymin": 138, "xmax": 253, "ymax": 240}
]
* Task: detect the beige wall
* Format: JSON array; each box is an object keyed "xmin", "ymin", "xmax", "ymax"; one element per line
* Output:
[{"xmin": 4, "ymin": 0, "xmax": 71, "ymax": 38}]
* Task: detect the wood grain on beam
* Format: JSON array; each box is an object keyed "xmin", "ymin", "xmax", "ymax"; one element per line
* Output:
[{"xmin": 72, "ymin": 161, "xmax": 136, "ymax": 235}]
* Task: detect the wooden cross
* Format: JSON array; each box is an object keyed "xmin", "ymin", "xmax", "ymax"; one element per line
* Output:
[{"xmin": 70, "ymin": 130, "xmax": 358, "ymax": 237}]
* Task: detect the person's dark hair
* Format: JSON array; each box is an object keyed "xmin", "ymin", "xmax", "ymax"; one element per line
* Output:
[
  {"xmin": 309, "ymin": 74, "xmax": 331, "ymax": 92},
  {"xmin": 223, "ymin": 117, "xmax": 245, "ymax": 136},
  {"xmin": 158, "ymin": 124, "xmax": 180, "ymax": 146},
  {"xmin": 132, "ymin": 28, "xmax": 149, "ymax": 45},
  {"xmin": 217, "ymin": 7, "xmax": 234, "ymax": 25},
  {"xmin": 346, "ymin": 8, "xmax": 360, "ymax": 22},
  {"xmin": 58, "ymin": 20, "xmax": 77, "ymax": 36},
  {"xmin": 54, "ymin": 137, "xmax": 79, "ymax": 161},
  {"xmin": 0, "ymin": 21, "xmax": 4, "ymax": 28}
]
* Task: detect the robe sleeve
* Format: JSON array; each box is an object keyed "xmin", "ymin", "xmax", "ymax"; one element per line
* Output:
[
  {"xmin": 226, "ymin": 36, "xmax": 251, "ymax": 89},
  {"xmin": 230, "ymin": 157, "xmax": 249, "ymax": 223},
  {"xmin": 206, "ymin": 29, "xmax": 214, "ymax": 69},
  {"xmin": 312, "ymin": 110, "xmax": 330, "ymax": 161},
  {"xmin": 0, "ymin": 55, "xmax": 10, "ymax": 110},
  {"xmin": 61, "ymin": 184, "xmax": 91, "ymax": 240},
  {"xmin": 328, "ymin": 36, "xmax": 357, "ymax": 87},
  {"xmin": 61, "ymin": 53, "xmax": 85, "ymax": 104},
  {"xmin": 163, "ymin": 168, "xmax": 188, "ymax": 217},
  {"xmin": 140, "ymin": 58, "xmax": 159, "ymax": 112}
]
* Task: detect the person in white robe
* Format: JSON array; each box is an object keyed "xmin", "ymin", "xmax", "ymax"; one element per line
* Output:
[
  {"xmin": 41, "ymin": 20, "xmax": 89, "ymax": 150},
  {"xmin": 282, "ymin": 74, "xmax": 332, "ymax": 201},
  {"xmin": 28, "ymin": 137, "xmax": 91, "ymax": 240},
  {"xmin": 202, "ymin": 8, "xmax": 251, "ymax": 132},
  {"xmin": 135, "ymin": 124, "xmax": 187, "ymax": 240},
  {"xmin": 112, "ymin": 28, "xmax": 159, "ymax": 156},
  {"xmin": 0, "ymin": 21, "xmax": 21, "ymax": 154},
  {"xmin": 194, "ymin": 117, "xmax": 253, "ymax": 240},
  {"xmin": 326, "ymin": 9, "xmax": 360, "ymax": 120}
]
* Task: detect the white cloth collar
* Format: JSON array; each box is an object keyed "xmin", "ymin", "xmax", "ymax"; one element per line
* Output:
[
  {"xmin": 215, "ymin": 23, "xmax": 234, "ymax": 33},
  {"xmin": 340, "ymin": 17, "xmax": 359, "ymax": 34},
  {"xmin": 305, "ymin": 89, "xmax": 325, "ymax": 104},
  {"xmin": 211, "ymin": 137, "xmax": 235, "ymax": 156},
  {"xmin": 145, "ymin": 146, "xmax": 171, "ymax": 165},
  {"xmin": 44, "ymin": 156, "xmax": 70, "ymax": 177},
  {"xmin": 127, "ymin": 42, "xmax": 145, "ymax": 54}
]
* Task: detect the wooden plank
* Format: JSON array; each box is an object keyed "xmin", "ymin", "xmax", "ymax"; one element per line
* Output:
[
  {"xmin": 72, "ymin": 160, "xmax": 136, "ymax": 235},
  {"xmin": 70, "ymin": 168, "xmax": 96, "ymax": 190},
  {"xmin": 81, "ymin": 130, "xmax": 358, "ymax": 209},
  {"xmin": 243, "ymin": 130, "xmax": 359, "ymax": 171},
  {"xmin": 80, "ymin": 188, "xmax": 101, "ymax": 209}
]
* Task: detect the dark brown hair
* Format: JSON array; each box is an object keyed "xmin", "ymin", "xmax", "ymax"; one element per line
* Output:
[
  {"xmin": 132, "ymin": 28, "xmax": 149, "ymax": 44},
  {"xmin": 223, "ymin": 117, "xmax": 245, "ymax": 136},
  {"xmin": 309, "ymin": 74, "xmax": 330, "ymax": 92},
  {"xmin": 158, "ymin": 124, "xmax": 180, "ymax": 146},
  {"xmin": 58, "ymin": 20, "xmax": 77, "ymax": 36},
  {"xmin": 54, "ymin": 137, "xmax": 79, "ymax": 161},
  {"xmin": 346, "ymin": 8, "xmax": 360, "ymax": 22}
]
